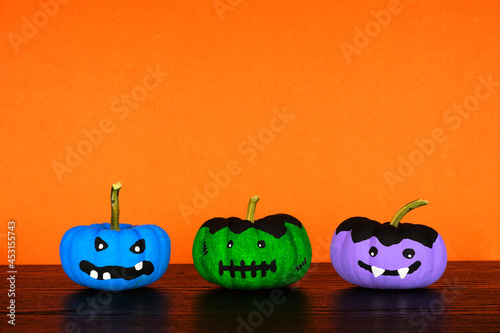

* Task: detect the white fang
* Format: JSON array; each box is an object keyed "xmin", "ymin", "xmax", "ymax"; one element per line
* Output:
[
  {"xmin": 372, "ymin": 266, "xmax": 385, "ymax": 278},
  {"xmin": 398, "ymin": 267, "xmax": 410, "ymax": 279}
]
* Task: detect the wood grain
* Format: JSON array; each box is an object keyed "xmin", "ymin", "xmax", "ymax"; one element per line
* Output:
[{"xmin": 3, "ymin": 262, "xmax": 500, "ymax": 332}]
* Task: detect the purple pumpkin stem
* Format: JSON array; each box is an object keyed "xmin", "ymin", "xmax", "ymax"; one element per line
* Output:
[
  {"xmin": 246, "ymin": 196, "xmax": 260, "ymax": 223},
  {"xmin": 389, "ymin": 199, "xmax": 428, "ymax": 228},
  {"xmin": 110, "ymin": 182, "xmax": 122, "ymax": 231}
]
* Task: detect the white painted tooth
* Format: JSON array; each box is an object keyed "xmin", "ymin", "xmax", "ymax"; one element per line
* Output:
[
  {"xmin": 103, "ymin": 272, "xmax": 111, "ymax": 280},
  {"xmin": 398, "ymin": 267, "xmax": 410, "ymax": 279},
  {"xmin": 372, "ymin": 266, "xmax": 385, "ymax": 278},
  {"xmin": 90, "ymin": 270, "xmax": 98, "ymax": 279},
  {"xmin": 135, "ymin": 261, "xmax": 143, "ymax": 271}
]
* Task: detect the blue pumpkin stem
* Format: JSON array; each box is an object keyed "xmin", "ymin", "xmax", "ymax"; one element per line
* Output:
[
  {"xmin": 246, "ymin": 196, "xmax": 260, "ymax": 223},
  {"xmin": 390, "ymin": 199, "xmax": 428, "ymax": 228},
  {"xmin": 110, "ymin": 182, "xmax": 122, "ymax": 231}
]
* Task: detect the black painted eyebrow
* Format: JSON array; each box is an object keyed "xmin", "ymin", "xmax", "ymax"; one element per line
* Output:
[
  {"xmin": 336, "ymin": 217, "xmax": 438, "ymax": 248},
  {"xmin": 201, "ymin": 217, "xmax": 246, "ymax": 234},
  {"xmin": 201, "ymin": 214, "xmax": 303, "ymax": 238}
]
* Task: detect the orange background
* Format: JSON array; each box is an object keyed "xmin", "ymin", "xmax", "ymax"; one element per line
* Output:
[{"xmin": 1, "ymin": 0, "xmax": 499, "ymax": 265}]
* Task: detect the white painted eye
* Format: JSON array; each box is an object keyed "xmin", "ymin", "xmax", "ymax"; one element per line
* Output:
[
  {"xmin": 129, "ymin": 239, "xmax": 146, "ymax": 254},
  {"xmin": 227, "ymin": 240, "xmax": 233, "ymax": 248},
  {"xmin": 403, "ymin": 248, "xmax": 415, "ymax": 259},
  {"xmin": 95, "ymin": 237, "xmax": 108, "ymax": 252}
]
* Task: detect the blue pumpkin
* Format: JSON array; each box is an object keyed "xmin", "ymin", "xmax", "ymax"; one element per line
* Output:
[{"xmin": 60, "ymin": 183, "xmax": 170, "ymax": 291}]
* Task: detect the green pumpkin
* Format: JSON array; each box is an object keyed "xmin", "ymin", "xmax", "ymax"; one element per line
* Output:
[{"xmin": 192, "ymin": 196, "xmax": 312, "ymax": 289}]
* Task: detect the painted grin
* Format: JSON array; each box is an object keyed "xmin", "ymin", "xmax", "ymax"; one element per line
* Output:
[
  {"xmin": 358, "ymin": 260, "xmax": 421, "ymax": 279},
  {"xmin": 79, "ymin": 260, "xmax": 154, "ymax": 280},
  {"xmin": 218, "ymin": 257, "xmax": 308, "ymax": 279},
  {"xmin": 219, "ymin": 259, "xmax": 277, "ymax": 278}
]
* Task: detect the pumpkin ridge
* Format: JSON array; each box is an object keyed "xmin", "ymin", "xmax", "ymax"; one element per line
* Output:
[
  {"xmin": 60, "ymin": 226, "xmax": 87, "ymax": 286},
  {"xmin": 141, "ymin": 225, "xmax": 165, "ymax": 283},
  {"xmin": 130, "ymin": 226, "xmax": 148, "ymax": 287}
]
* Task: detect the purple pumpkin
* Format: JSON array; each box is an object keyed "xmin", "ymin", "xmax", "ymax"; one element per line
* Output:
[{"xmin": 330, "ymin": 200, "xmax": 447, "ymax": 289}]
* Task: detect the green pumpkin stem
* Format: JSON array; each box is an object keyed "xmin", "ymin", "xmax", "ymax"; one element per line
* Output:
[
  {"xmin": 110, "ymin": 182, "xmax": 122, "ymax": 231},
  {"xmin": 390, "ymin": 199, "xmax": 428, "ymax": 228},
  {"xmin": 246, "ymin": 195, "xmax": 260, "ymax": 223}
]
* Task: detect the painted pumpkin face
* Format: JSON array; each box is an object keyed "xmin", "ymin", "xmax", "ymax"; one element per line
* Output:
[
  {"xmin": 193, "ymin": 197, "xmax": 312, "ymax": 289},
  {"xmin": 61, "ymin": 223, "xmax": 170, "ymax": 291},
  {"xmin": 60, "ymin": 182, "xmax": 171, "ymax": 291},
  {"xmin": 330, "ymin": 200, "xmax": 447, "ymax": 289}
]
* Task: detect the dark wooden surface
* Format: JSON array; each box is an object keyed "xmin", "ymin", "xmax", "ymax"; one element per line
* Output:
[{"xmin": 2, "ymin": 262, "xmax": 500, "ymax": 332}]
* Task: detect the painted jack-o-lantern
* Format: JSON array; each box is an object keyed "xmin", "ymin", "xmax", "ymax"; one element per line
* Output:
[
  {"xmin": 192, "ymin": 196, "xmax": 312, "ymax": 289},
  {"xmin": 330, "ymin": 200, "xmax": 447, "ymax": 289},
  {"xmin": 60, "ymin": 183, "xmax": 171, "ymax": 291}
]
